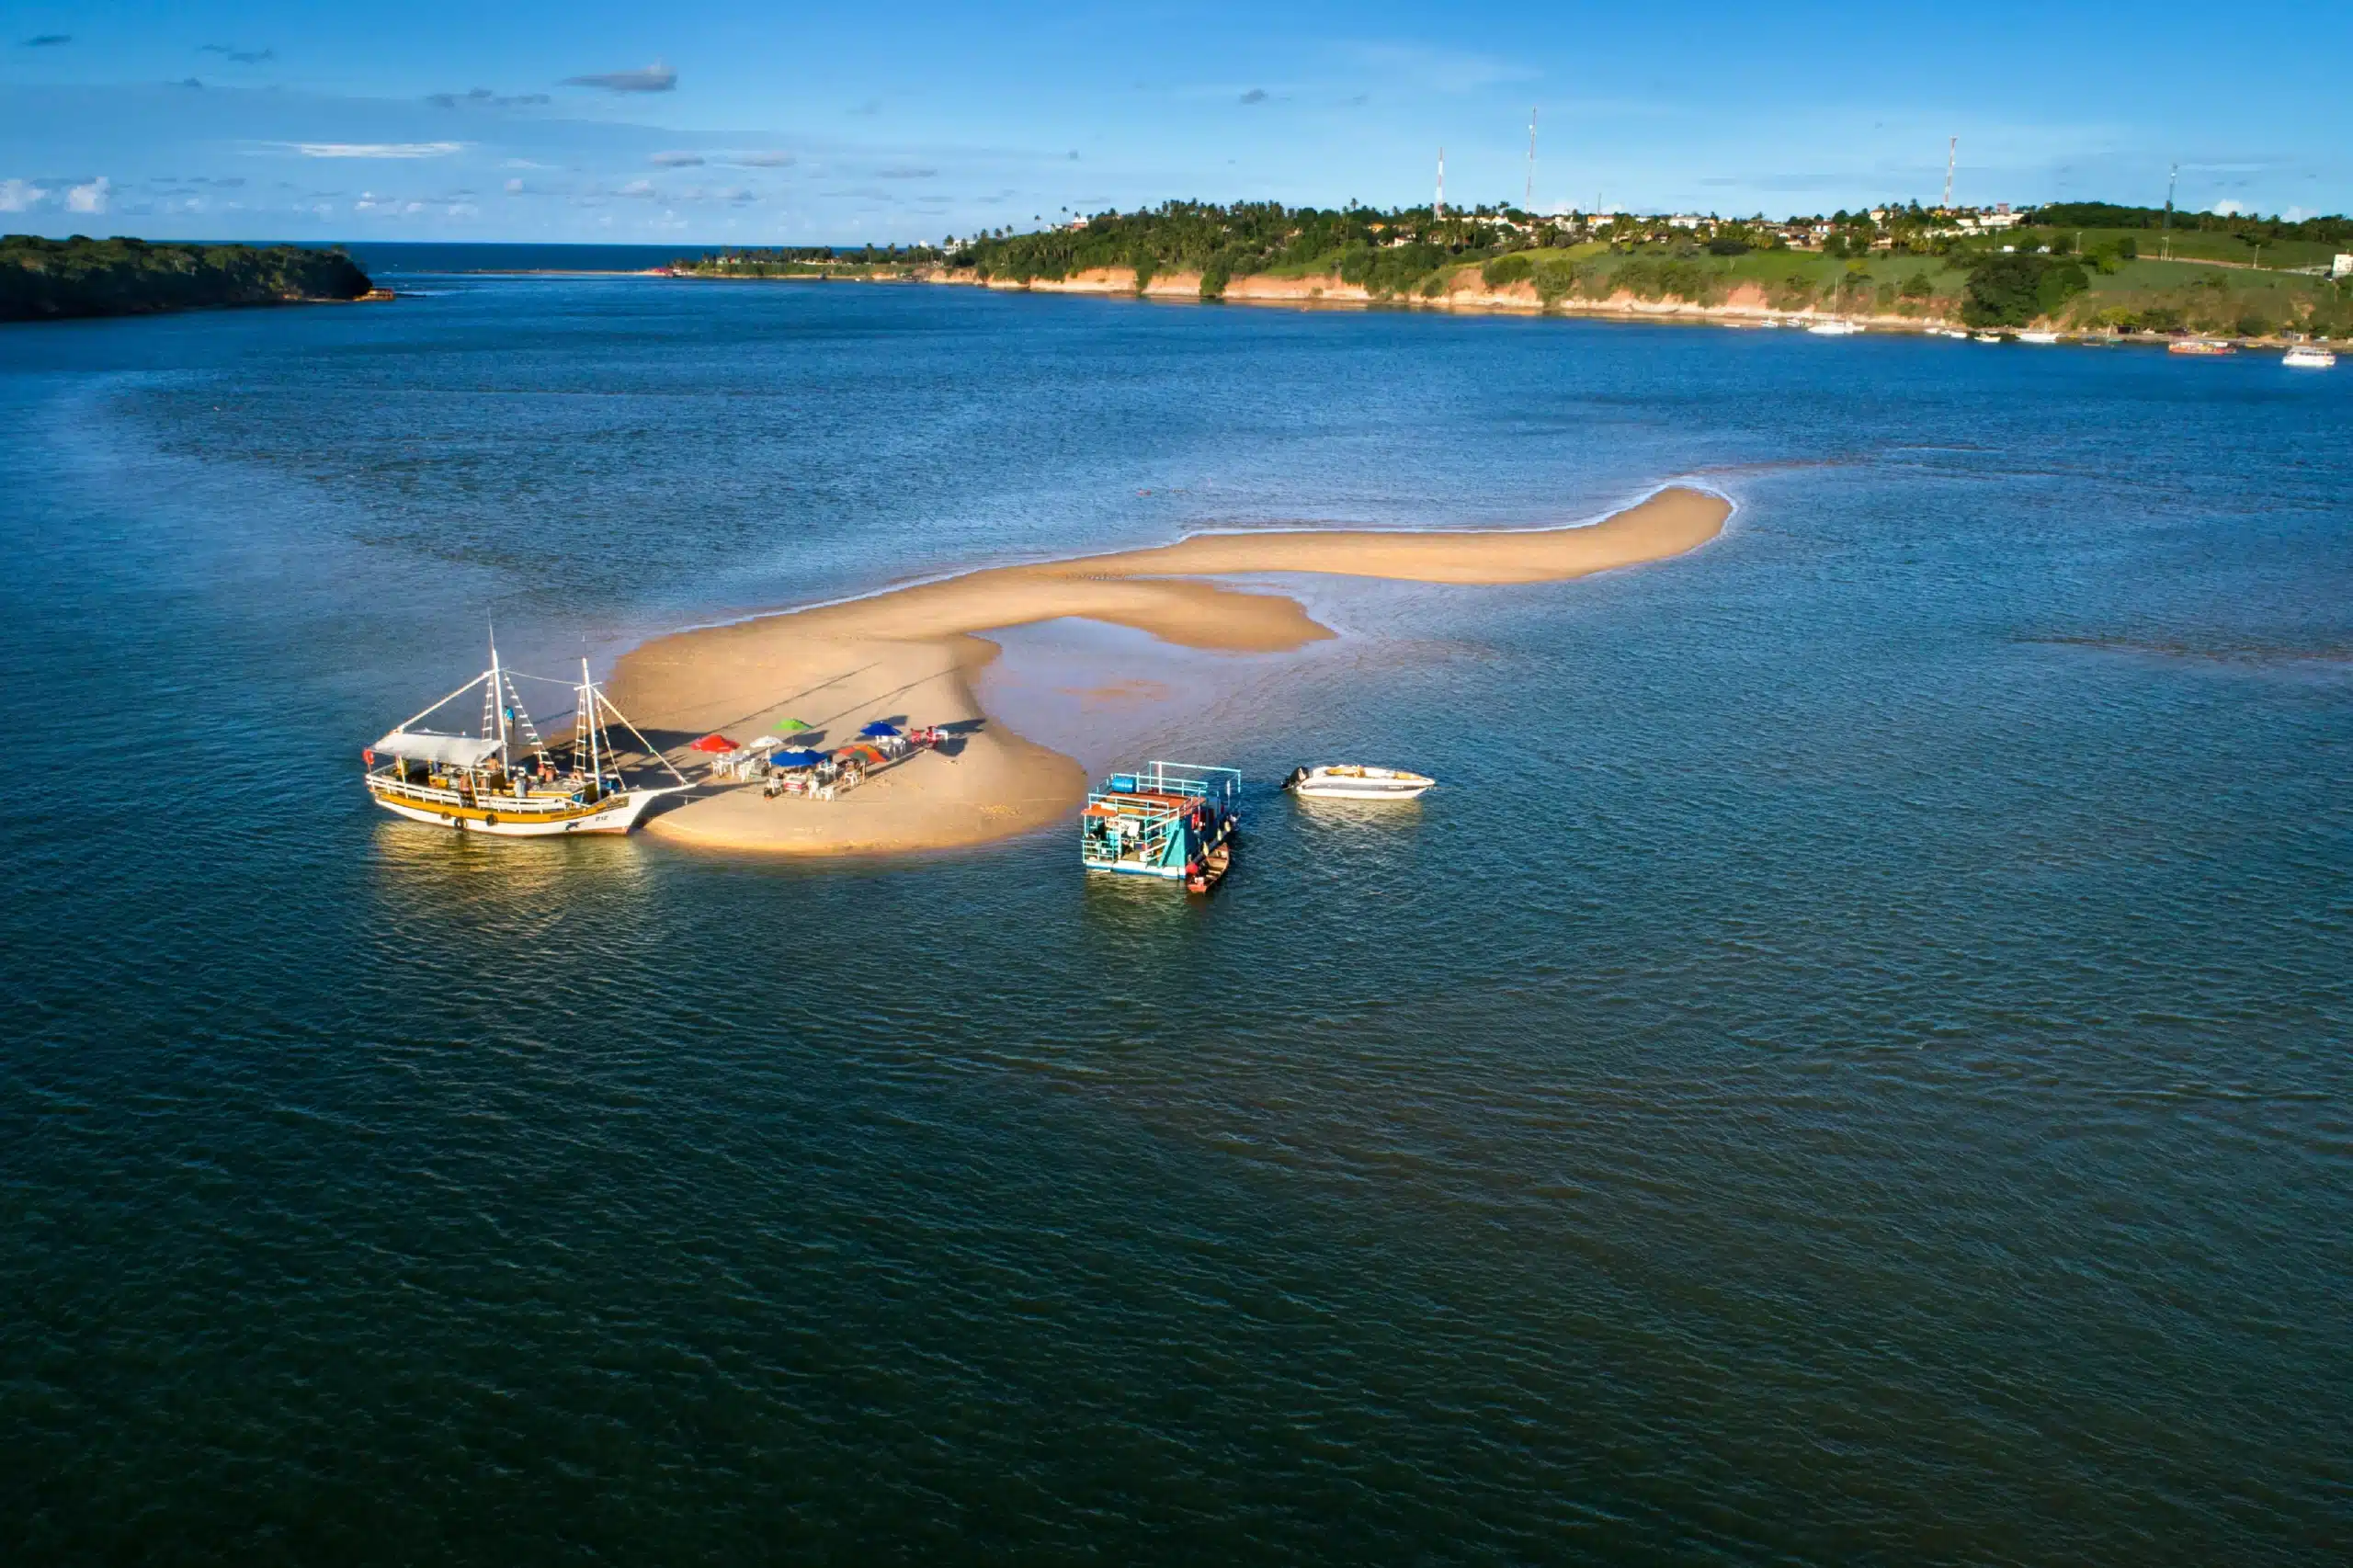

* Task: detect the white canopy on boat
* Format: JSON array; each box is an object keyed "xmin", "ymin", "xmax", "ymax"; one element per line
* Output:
[{"xmin": 373, "ymin": 730, "xmax": 504, "ymax": 767}]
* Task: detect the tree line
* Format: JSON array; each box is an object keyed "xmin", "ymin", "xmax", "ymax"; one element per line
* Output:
[{"xmin": 2, "ymin": 236, "xmax": 373, "ymax": 322}]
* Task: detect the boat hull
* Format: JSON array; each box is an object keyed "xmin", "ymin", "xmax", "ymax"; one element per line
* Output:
[
  {"xmin": 366, "ymin": 783, "xmax": 670, "ymax": 836},
  {"xmin": 1293, "ymin": 782, "xmax": 1434, "ymax": 800}
]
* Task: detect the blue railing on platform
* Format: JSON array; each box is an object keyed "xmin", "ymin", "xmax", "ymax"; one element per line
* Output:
[{"xmin": 1081, "ymin": 761, "xmax": 1242, "ymax": 874}]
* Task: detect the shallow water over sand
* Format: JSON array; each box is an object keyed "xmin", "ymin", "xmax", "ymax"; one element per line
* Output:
[{"xmin": 4, "ymin": 278, "xmax": 2348, "ymax": 1564}]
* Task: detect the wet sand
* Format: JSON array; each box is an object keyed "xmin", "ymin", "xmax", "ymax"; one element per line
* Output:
[{"xmin": 615, "ymin": 486, "xmax": 1731, "ymax": 855}]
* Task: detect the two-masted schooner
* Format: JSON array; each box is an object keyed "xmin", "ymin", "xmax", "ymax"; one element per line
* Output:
[{"xmin": 362, "ymin": 642, "xmax": 688, "ymax": 836}]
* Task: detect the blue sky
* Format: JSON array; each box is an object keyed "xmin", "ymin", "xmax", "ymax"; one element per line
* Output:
[{"xmin": 5, "ymin": 2, "xmax": 2348, "ymax": 243}]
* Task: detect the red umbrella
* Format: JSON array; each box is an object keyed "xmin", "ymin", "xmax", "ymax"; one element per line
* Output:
[{"xmin": 689, "ymin": 733, "xmax": 739, "ymax": 754}]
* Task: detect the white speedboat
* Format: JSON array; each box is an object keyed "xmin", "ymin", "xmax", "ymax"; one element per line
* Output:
[
  {"xmin": 1282, "ymin": 765, "xmax": 1436, "ymax": 801},
  {"xmin": 1974, "ymin": 332, "xmax": 2006, "ymax": 344},
  {"xmin": 2283, "ymin": 345, "xmax": 2336, "ymax": 369},
  {"xmin": 2017, "ymin": 330, "xmax": 2062, "ymax": 344}
]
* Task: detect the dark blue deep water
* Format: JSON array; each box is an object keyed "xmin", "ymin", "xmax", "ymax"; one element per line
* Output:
[{"xmin": 4, "ymin": 279, "xmax": 2348, "ymax": 1564}]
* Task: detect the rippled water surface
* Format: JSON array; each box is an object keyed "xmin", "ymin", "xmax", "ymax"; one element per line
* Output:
[{"xmin": 4, "ymin": 280, "xmax": 2348, "ymax": 1564}]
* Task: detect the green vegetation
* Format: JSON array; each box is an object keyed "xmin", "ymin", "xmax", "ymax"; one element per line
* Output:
[
  {"xmin": 2, "ymin": 235, "xmax": 372, "ymax": 322},
  {"xmin": 941, "ymin": 201, "xmax": 1600, "ymax": 299},
  {"xmin": 1961, "ymin": 254, "xmax": 2090, "ymax": 327},
  {"xmin": 674, "ymin": 197, "xmax": 2353, "ymax": 339},
  {"xmin": 675, "ymin": 244, "xmax": 943, "ymax": 280}
]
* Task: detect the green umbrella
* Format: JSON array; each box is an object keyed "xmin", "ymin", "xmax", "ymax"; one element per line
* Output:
[{"xmin": 772, "ymin": 718, "xmax": 811, "ymax": 734}]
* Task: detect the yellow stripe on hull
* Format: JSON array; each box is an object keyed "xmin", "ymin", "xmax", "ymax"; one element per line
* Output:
[{"xmin": 366, "ymin": 783, "xmax": 656, "ymax": 836}]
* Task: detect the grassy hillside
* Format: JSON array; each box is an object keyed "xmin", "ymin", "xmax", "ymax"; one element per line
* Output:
[
  {"xmin": 674, "ymin": 199, "xmax": 2353, "ymax": 336},
  {"xmin": 1, "ymin": 236, "xmax": 374, "ymax": 322}
]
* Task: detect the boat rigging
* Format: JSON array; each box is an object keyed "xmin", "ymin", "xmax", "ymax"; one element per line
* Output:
[{"xmin": 362, "ymin": 640, "xmax": 688, "ymax": 836}]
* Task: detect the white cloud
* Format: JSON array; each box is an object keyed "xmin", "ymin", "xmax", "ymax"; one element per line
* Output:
[
  {"xmin": 2209, "ymin": 199, "xmax": 2248, "ymax": 216},
  {"xmin": 505, "ymin": 177, "xmax": 524, "ymax": 194},
  {"xmin": 66, "ymin": 176, "xmax": 109, "ymax": 213},
  {"xmin": 563, "ymin": 61, "xmax": 676, "ymax": 94},
  {"xmin": 0, "ymin": 177, "xmax": 39, "ymax": 211},
  {"xmin": 728, "ymin": 151, "xmax": 794, "ymax": 167},
  {"xmin": 650, "ymin": 151, "xmax": 704, "ymax": 167},
  {"xmin": 294, "ymin": 142, "xmax": 464, "ymax": 159},
  {"xmin": 615, "ymin": 178, "xmax": 657, "ymax": 199}
]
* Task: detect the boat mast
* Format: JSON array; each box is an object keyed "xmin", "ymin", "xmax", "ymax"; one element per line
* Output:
[
  {"xmin": 489, "ymin": 631, "xmax": 509, "ymax": 770},
  {"xmin": 581, "ymin": 657, "xmax": 600, "ymax": 784}
]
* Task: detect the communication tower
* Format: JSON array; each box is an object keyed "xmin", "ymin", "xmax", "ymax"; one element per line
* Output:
[{"xmin": 1526, "ymin": 108, "xmax": 1538, "ymax": 212}]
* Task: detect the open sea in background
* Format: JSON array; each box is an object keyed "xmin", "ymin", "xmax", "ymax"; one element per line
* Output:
[{"xmin": 3, "ymin": 272, "xmax": 2348, "ymax": 1564}]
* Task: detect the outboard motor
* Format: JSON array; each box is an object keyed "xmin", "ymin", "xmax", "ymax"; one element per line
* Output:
[{"xmin": 1281, "ymin": 767, "xmax": 1307, "ymax": 792}]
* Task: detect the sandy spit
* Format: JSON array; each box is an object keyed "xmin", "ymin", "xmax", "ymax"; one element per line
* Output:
[{"xmin": 615, "ymin": 486, "xmax": 1731, "ymax": 856}]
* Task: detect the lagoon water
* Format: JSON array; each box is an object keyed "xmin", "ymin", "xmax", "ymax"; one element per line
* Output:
[{"xmin": 3, "ymin": 278, "xmax": 2348, "ymax": 1564}]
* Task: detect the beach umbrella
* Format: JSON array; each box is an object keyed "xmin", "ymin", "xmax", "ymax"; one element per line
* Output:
[
  {"xmin": 858, "ymin": 721, "xmax": 903, "ymax": 739},
  {"xmin": 772, "ymin": 718, "xmax": 811, "ymax": 734},
  {"xmin": 772, "ymin": 748, "xmax": 827, "ymax": 767},
  {"xmin": 689, "ymin": 733, "xmax": 738, "ymax": 754}
]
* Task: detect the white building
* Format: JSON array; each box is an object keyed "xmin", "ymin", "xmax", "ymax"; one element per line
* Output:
[{"xmin": 2334, "ymin": 254, "xmax": 2353, "ymax": 278}]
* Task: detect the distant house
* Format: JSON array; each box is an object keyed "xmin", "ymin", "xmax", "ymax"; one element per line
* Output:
[{"xmin": 2334, "ymin": 254, "xmax": 2353, "ymax": 278}]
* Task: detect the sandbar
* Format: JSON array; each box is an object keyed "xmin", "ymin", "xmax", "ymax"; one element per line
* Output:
[{"xmin": 611, "ymin": 485, "xmax": 1730, "ymax": 855}]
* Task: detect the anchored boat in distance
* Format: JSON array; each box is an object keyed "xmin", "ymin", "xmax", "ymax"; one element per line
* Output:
[{"xmin": 363, "ymin": 641, "xmax": 689, "ymax": 836}]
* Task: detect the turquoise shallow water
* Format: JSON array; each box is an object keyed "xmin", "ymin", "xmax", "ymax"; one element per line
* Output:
[{"xmin": 3, "ymin": 280, "xmax": 2349, "ymax": 1564}]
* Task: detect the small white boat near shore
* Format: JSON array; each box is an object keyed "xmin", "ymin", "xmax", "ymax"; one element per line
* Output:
[
  {"xmin": 2283, "ymin": 345, "xmax": 2337, "ymax": 369},
  {"xmin": 2017, "ymin": 330, "xmax": 2062, "ymax": 344},
  {"xmin": 1807, "ymin": 318, "xmax": 1862, "ymax": 336},
  {"xmin": 1282, "ymin": 765, "xmax": 1437, "ymax": 801}
]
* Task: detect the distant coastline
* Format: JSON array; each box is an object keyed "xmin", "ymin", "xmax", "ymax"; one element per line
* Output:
[
  {"xmin": 1, "ymin": 237, "xmax": 377, "ymax": 323},
  {"xmin": 671, "ymin": 198, "xmax": 2353, "ymax": 345},
  {"xmin": 671, "ymin": 259, "xmax": 2345, "ymax": 347}
]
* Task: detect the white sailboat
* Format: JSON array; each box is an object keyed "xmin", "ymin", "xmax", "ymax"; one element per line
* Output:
[{"xmin": 363, "ymin": 641, "xmax": 689, "ymax": 836}]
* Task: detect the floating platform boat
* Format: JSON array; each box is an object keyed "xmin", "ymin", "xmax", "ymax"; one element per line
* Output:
[
  {"xmin": 2168, "ymin": 338, "xmax": 2234, "ymax": 356},
  {"xmin": 1282, "ymin": 764, "xmax": 1436, "ymax": 801},
  {"xmin": 363, "ymin": 642, "xmax": 688, "ymax": 836},
  {"xmin": 1080, "ymin": 760, "xmax": 1241, "ymax": 893},
  {"xmin": 2283, "ymin": 345, "xmax": 2337, "ymax": 369}
]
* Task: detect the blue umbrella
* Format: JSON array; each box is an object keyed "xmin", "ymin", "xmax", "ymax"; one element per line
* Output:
[
  {"xmin": 771, "ymin": 748, "xmax": 827, "ymax": 767},
  {"xmin": 858, "ymin": 721, "xmax": 903, "ymax": 738}
]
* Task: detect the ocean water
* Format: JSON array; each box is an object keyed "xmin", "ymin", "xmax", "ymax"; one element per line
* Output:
[{"xmin": 3, "ymin": 279, "xmax": 2347, "ymax": 1565}]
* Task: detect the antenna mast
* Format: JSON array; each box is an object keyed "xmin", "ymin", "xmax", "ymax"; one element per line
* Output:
[
  {"xmin": 1435, "ymin": 147, "xmax": 1445, "ymax": 222},
  {"xmin": 1525, "ymin": 107, "xmax": 1538, "ymax": 212},
  {"xmin": 2163, "ymin": 161, "xmax": 2177, "ymax": 258},
  {"xmin": 1942, "ymin": 136, "xmax": 1956, "ymax": 209}
]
